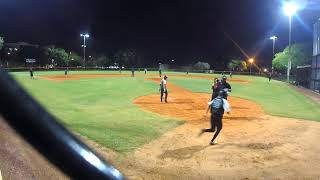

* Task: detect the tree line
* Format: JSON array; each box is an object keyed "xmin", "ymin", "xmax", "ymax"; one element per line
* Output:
[
  {"xmin": 226, "ymin": 43, "xmax": 312, "ymax": 75},
  {"xmin": 0, "ymin": 37, "xmax": 143, "ymax": 68},
  {"xmin": 0, "ymin": 35, "xmax": 313, "ymax": 73}
]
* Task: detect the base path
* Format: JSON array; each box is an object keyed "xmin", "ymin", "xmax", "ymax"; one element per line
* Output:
[
  {"xmin": 38, "ymin": 73, "xmax": 250, "ymax": 83},
  {"xmin": 114, "ymin": 78, "xmax": 320, "ymax": 179}
]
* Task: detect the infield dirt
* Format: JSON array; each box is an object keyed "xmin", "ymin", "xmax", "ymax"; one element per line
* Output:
[{"xmin": 120, "ymin": 78, "xmax": 320, "ymax": 179}]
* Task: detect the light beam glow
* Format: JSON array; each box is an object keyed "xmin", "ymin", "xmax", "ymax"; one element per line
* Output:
[{"xmin": 283, "ymin": 1, "xmax": 299, "ymax": 17}]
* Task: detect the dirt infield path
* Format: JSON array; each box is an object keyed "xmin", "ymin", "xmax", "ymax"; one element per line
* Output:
[
  {"xmin": 38, "ymin": 73, "xmax": 250, "ymax": 83},
  {"xmin": 114, "ymin": 78, "xmax": 320, "ymax": 179}
]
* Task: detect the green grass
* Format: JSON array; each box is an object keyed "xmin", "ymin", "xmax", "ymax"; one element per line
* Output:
[
  {"xmin": 170, "ymin": 75, "xmax": 320, "ymax": 121},
  {"xmin": 11, "ymin": 71, "xmax": 320, "ymax": 153},
  {"xmin": 12, "ymin": 72, "xmax": 181, "ymax": 152}
]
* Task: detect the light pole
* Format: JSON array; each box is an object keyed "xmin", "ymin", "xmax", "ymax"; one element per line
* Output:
[
  {"xmin": 249, "ymin": 58, "xmax": 254, "ymax": 75},
  {"xmin": 80, "ymin": 33, "xmax": 90, "ymax": 67},
  {"xmin": 283, "ymin": 1, "xmax": 298, "ymax": 83},
  {"xmin": 269, "ymin": 36, "xmax": 277, "ymax": 74},
  {"xmin": 68, "ymin": 52, "xmax": 71, "ymax": 67}
]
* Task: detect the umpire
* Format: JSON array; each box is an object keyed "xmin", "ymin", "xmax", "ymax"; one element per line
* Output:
[{"xmin": 220, "ymin": 76, "xmax": 232, "ymax": 99}]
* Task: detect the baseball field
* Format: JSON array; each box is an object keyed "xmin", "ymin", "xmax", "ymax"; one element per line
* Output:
[{"xmin": 1, "ymin": 70, "xmax": 320, "ymax": 179}]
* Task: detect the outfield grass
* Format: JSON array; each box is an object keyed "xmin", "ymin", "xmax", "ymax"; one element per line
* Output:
[
  {"xmin": 12, "ymin": 71, "xmax": 181, "ymax": 152},
  {"xmin": 171, "ymin": 75, "xmax": 320, "ymax": 121}
]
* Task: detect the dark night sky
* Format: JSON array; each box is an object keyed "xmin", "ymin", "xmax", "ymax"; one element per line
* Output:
[{"xmin": 0, "ymin": 0, "xmax": 319, "ymax": 67}]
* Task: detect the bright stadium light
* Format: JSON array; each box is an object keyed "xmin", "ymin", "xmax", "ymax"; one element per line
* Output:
[
  {"xmin": 283, "ymin": 1, "xmax": 300, "ymax": 83},
  {"xmin": 270, "ymin": 36, "xmax": 277, "ymax": 74},
  {"xmin": 283, "ymin": 1, "xmax": 298, "ymax": 17},
  {"xmin": 269, "ymin": 36, "xmax": 277, "ymax": 40},
  {"xmin": 248, "ymin": 58, "xmax": 254, "ymax": 75},
  {"xmin": 80, "ymin": 33, "xmax": 90, "ymax": 38},
  {"xmin": 80, "ymin": 33, "xmax": 90, "ymax": 67}
]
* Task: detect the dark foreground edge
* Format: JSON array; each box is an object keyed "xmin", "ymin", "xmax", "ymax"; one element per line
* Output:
[{"xmin": 0, "ymin": 69, "xmax": 125, "ymax": 180}]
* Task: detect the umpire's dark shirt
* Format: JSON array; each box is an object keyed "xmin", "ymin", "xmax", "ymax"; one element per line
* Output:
[{"xmin": 221, "ymin": 81, "xmax": 231, "ymax": 91}]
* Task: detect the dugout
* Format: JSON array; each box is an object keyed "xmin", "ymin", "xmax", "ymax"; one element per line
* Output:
[
  {"xmin": 311, "ymin": 19, "xmax": 320, "ymax": 92},
  {"xmin": 296, "ymin": 65, "xmax": 311, "ymax": 88}
]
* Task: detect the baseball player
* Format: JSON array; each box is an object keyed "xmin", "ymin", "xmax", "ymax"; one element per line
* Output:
[
  {"xmin": 30, "ymin": 67, "xmax": 34, "ymax": 79},
  {"xmin": 220, "ymin": 76, "xmax": 232, "ymax": 99},
  {"xmin": 211, "ymin": 78, "xmax": 221, "ymax": 100},
  {"xmin": 159, "ymin": 75, "xmax": 168, "ymax": 103},
  {"xmin": 199, "ymin": 90, "xmax": 231, "ymax": 145},
  {"xmin": 268, "ymin": 72, "xmax": 272, "ymax": 82}
]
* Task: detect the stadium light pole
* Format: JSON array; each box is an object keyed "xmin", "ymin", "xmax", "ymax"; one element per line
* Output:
[
  {"xmin": 80, "ymin": 34, "xmax": 90, "ymax": 68},
  {"xmin": 249, "ymin": 58, "xmax": 254, "ymax": 75},
  {"xmin": 269, "ymin": 36, "xmax": 277, "ymax": 74},
  {"xmin": 283, "ymin": 1, "xmax": 298, "ymax": 83}
]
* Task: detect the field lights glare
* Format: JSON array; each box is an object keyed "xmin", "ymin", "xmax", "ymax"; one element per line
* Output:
[{"xmin": 283, "ymin": 1, "xmax": 298, "ymax": 17}]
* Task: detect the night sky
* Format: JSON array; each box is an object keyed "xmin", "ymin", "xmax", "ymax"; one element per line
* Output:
[{"xmin": 0, "ymin": 0, "xmax": 319, "ymax": 68}]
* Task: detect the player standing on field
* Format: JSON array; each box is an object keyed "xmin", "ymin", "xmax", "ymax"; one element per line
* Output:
[
  {"xmin": 268, "ymin": 72, "xmax": 272, "ymax": 81},
  {"xmin": 159, "ymin": 75, "xmax": 168, "ymax": 103},
  {"xmin": 30, "ymin": 67, "xmax": 34, "ymax": 79}
]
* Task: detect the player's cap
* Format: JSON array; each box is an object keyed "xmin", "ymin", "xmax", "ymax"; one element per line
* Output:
[
  {"xmin": 164, "ymin": 75, "xmax": 168, "ymax": 79},
  {"xmin": 222, "ymin": 75, "xmax": 227, "ymax": 79}
]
